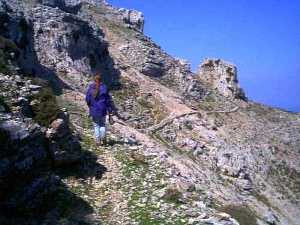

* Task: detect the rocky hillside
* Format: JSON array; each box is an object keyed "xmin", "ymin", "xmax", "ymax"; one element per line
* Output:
[{"xmin": 0, "ymin": 0, "xmax": 299, "ymax": 225}]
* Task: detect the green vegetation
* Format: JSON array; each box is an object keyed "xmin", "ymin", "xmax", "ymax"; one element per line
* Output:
[
  {"xmin": 114, "ymin": 149, "xmax": 144, "ymax": 177},
  {"xmin": 253, "ymin": 191, "xmax": 273, "ymax": 209},
  {"xmin": 0, "ymin": 35, "xmax": 19, "ymax": 74},
  {"xmin": 111, "ymin": 77, "xmax": 139, "ymax": 105},
  {"xmin": 112, "ymin": 77, "xmax": 168, "ymax": 128},
  {"xmin": 0, "ymin": 96, "xmax": 10, "ymax": 112},
  {"xmin": 268, "ymin": 162, "xmax": 300, "ymax": 200},
  {"xmin": 31, "ymin": 85, "xmax": 61, "ymax": 127},
  {"xmin": 198, "ymin": 90, "xmax": 226, "ymax": 112},
  {"xmin": 115, "ymin": 149, "xmax": 186, "ymax": 225},
  {"xmin": 163, "ymin": 186, "xmax": 182, "ymax": 205},
  {"xmin": 83, "ymin": 5, "xmax": 136, "ymax": 39}
]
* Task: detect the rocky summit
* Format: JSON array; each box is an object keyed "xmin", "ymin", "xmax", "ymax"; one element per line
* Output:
[{"xmin": 0, "ymin": 1, "xmax": 299, "ymax": 225}]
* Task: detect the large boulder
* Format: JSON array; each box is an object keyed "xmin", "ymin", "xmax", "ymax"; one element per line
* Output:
[
  {"xmin": 197, "ymin": 58, "xmax": 247, "ymax": 100},
  {"xmin": 118, "ymin": 8, "xmax": 144, "ymax": 32},
  {"xmin": 46, "ymin": 118, "xmax": 82, "ymax": 166},
  {"xmin": 0, "ymin": 118, "xmax": 59, "ymax": 217}
]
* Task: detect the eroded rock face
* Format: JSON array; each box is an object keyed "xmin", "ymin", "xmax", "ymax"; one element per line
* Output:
[
  {"xmin": 115, "ymin": 35, "xmax": 207, "ymax": 100},
  {"xmin": 0, "ymin": 1, "xmax": 120, "ymax": 90},
  {"xmin": 198, "ymin": 59, "xmax": 247, "ymax": 100},
  {"xmin": 118, "ymin": 8, "xmax": 144, "ymax": 32}
]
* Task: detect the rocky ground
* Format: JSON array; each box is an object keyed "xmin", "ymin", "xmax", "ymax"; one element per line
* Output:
[{"xmin": 0, "ymin": 0, "xmax": 299, "ymax": 225}]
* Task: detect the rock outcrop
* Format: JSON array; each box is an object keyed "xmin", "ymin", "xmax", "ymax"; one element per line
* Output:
[
  {"xmin": 46, "ymin": 118, "xmax": 82, "ymax": 166},
  {"xmin": 64, "ymin": 0, "xmax": 106, "ymax": 6},
  {"xmin": 0, "ymin": 72, "xmax": 83, "ymax": 223},
  {"xmin": 118, "ymin": 8, "xmax": 144, "ymax": 32},
  {"xmin": 0, "ymin": 117, "xmax": 59, "ymax": 221},
  {"xmin": 198, "ymin": 58, "xmax": 247, "ymax": 100}
]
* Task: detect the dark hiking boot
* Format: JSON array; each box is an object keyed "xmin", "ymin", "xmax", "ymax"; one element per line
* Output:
[{"xmin": 101, "ymin": 137, "xmax": 107, "ymax": 146}]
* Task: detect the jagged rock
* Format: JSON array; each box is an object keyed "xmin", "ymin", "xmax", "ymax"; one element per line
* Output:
[
  {"xmin": 0, "ymin": 118, "xmax": 57, "ymax": 216},
  {"xmin": 31, "ymin": 7, "xmax": 109, "ymax": 88},
  {"xmin": 46, "ymin": 118, "xmax": 81, "ymax": 166},
  {"xmin": 216, "ymin": 152, "xmax": 249, "ymax": 178},
  {"xmin": 0, "ymin": 3, "xmax": 119, "ymax": 90},
  {"xmin": 37, "ymin": 0, "xmax": 106, "ymax": 12},
  {"xmin": 263, "ymin": 211, "xmax": 278, "ymax": 225},
  {"xmin": 176, "ymin": 58, "xmax": 191, "ymax": 72},
  {"xmin": 182, "ymin": 138, "xmax": 198, "ymax": 150},
  {"xmin": 141, "ymin": 60, "xmax": 164, "ymax": 77},
  {"xmin": 197, "ymin": 58, "xmax": 247, "ymax": 100},
  {"xmin": 64, "ymin": 0, "xmax": 106, "ymax": 6},
  {"xmin": 118, "ymin": 8, "xmax": 144, "ymax": 32}
]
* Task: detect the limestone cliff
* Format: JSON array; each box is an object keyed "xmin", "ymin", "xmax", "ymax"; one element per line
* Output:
[
  {"xmin": 0, "ymin": 1, "xmax": 299, "ymax": 225},
  {"xmin": 197, "ymin": 58, "xmax": 247, "ymax": 100}
]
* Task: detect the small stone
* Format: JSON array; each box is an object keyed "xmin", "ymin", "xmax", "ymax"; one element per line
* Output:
[
  {"xmin": 29, "ymin": 84, "xmax": 42, "ymax": 91},
  {"xmin": 216, "ymin": 212, "xmax": 231, "ymax": 220}
]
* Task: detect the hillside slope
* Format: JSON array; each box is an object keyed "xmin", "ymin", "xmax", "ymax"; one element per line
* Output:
[{"xmin": 0, "ymin": 1, "xmax": 299, "ymax": 225}]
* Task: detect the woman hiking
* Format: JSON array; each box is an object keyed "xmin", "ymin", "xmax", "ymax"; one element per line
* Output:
[{"xmin": 85, "ymin": 74, "xmax": 116, "ymax": 145}]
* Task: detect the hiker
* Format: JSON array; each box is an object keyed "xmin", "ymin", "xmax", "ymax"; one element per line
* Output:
[{"xmin": 85, "ymin": 73, "xmax": 117, "ymax": 145}]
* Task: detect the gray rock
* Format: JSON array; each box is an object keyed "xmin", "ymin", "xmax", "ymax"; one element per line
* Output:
[
  {"xmin": 0, "ymin": 117, "xmax": 58, "ymax": 218},
  {"xmin": 118, "ymin": 8, "xmax": 144, "ymax": 32},
  {"xmin": 263, "ymin": 211, "xmax": 278, "ymax": 225},
  {"xmin": 46, "ymin": 118, "xmax": 81, "ymax": 166},
  {"xmin": 197, "ymin": 58, "xmax": 247, "ymax": 100},
  {"xmin": 28, "ymin": 84, "xmax": 42, "ymax": 91}
]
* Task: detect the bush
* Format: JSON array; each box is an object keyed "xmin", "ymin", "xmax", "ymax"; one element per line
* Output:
[
  {"xmin": 0, "ymin": 96, "xmax": 10, "ymax": 112},
  {"xmin": 31, "ymin": 86, "xmax": 61, "ymax": 127},
  {"xmin": 0, "ymin": 35, "xmax": 19, "ymax": 74},
  {"xmin": 163, "ymin": 186, "xmax": 182, "ymax": 204}
]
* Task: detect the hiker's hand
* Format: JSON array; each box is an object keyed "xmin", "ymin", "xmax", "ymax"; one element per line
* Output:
[
  {"xmin": 113, "ymin": 111, "xmax": 122, "ymax": 119},
  {"xmin": 108, "ymin": 113, "xmax": 114, "ymax": 125}
]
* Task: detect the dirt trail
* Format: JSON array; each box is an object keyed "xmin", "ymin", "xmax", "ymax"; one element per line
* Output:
[{"xmin": 59, "ymin": 89, "xmax": 198, "ymax": 224}]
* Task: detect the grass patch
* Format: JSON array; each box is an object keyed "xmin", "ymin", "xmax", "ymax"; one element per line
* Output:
[
  {"xmin": 82, "ymin": 4, "xmax": 136, "ymax": 40},
  {"xmin": 114, "ymin": 149, "xmax": 187, "ymax": 224},
  {"xmin": 114, "ymin": 150, "xmax": 143, "ymax": 177}
]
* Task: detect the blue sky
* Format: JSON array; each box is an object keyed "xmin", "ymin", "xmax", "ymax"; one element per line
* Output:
[{"xmin": 109, "ymin": 0, "xmax": 300, "ymax": 112}]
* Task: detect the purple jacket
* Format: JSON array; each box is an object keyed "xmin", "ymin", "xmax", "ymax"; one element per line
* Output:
[{"xmin": 85, "ymin": 83, "xmax": 115, "ymax": 118}]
